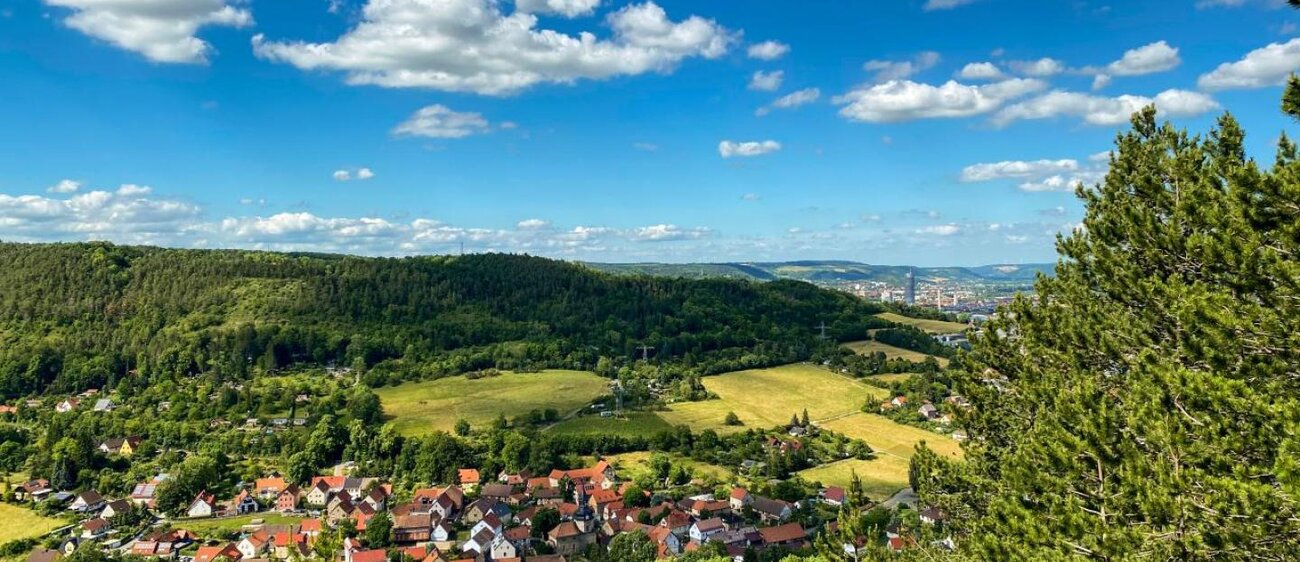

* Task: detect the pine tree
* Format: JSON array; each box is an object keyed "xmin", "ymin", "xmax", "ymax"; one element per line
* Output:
[
  {"xmin": 914, "ymin": 99, "xmax": 1300, "ymax": 559},
  {"xmin": 848, "ymin": 469, "xmax": 867, "ymax": 510},
  {"xmin": 1284, "ymin": 75, "xmax": 1300, "ymax": 122}
]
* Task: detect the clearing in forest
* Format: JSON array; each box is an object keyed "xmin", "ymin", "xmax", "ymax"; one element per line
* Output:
[
  {"xmin": 875, "ymin": 312, "xmax": 970, "ymax": 334},
  {"xmin": 377, "ymin": 370, "xmax": 610, "ymax": 436}
]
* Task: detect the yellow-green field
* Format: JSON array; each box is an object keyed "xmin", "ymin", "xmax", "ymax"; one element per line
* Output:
[
  {"xmin": 821, "ymin": 413, "xmax": 962, "ymax": 460},
  {"xmin": 868, "ymin": 373, "xmax": 916, "ymax": 384},
  {"xmin": 0, "ymin": 502, "xmax": 65, "ymax": 543},
  {"xmin": 798, "ymin": 457, "xmax": 912, "ymax": 501},
  {"xmin": 548, "ymin": 411, "xmax": 675, "ymax": 437},
  {"xmin": 653, "ymin": 364, "xmax": 960, "ymax": 498},
  {"xmin": 377, "ymin": 370, "xmax": 610, "ymax": 436},
  {"xmin": 604, "ymin": 451, "xmax": 734, "ymax": 482},
  {"xmin": 657, "ymin": 364, "xmax": 886, "ymax": 430},
  {"xmin": 801, "ymin": 414, "xmax": 962, "ymax": 497},
  {"xmin": 842, "ymin": 340, "xmax": 949, "ymax": 367},
  {"xmin": 875, "ymin": 312, "xmax": 970, "ymax": 334}
]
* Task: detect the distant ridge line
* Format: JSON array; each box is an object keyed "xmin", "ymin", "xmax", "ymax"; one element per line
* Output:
[{"xmin": 582, "ymin": 260, "xmax": 1055, "ymax": 284}]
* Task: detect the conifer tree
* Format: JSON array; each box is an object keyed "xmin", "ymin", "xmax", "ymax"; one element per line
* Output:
[
  {"xmin": 914, "ymin": 94, "xmax": 1300, "ymax": 559},
  {"xmin": 1284, "ymin": 75, "xmax": 1300, "ymax": 122}
]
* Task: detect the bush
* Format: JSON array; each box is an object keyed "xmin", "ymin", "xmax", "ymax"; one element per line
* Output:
[{"xmin": 723, "ymin": 411, "xmax": 742, "ymax": 426}]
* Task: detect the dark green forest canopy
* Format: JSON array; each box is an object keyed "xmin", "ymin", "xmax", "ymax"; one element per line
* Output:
[{"xmin": 0, "ymin": 243, "xmax": 887, "ymax": 397}]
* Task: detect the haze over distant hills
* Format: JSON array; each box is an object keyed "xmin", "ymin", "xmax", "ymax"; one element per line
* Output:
[{"xmin": 584, "ymin": 260, "xmax": 1055, "ymax": 284}]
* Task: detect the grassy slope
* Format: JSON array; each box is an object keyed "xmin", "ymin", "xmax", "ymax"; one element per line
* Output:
[
  {"xmin": 842, "ymin": 340, "xmax": 950, "ymax": 367},
  {"xmin": 604, "ymin": 451, "xmax": 734, "ymax": 483},
  {"xmin": 821, "ymin": 414, "xmax": 963, "ymax": 459},
  {"xmin": 868, "ymin": 373, "xmax": 916, "ymax": 384},
  {"xmin": 0, "ymin": 503, "xmax": 65, "ymax": 543},
  {"xmin": 376, "ymin": 370, "xmax": 609, "ymax": 436},
  {"xmin": 803, "ymin": 413, "xmax": 962, "ymax": 498},
  {"xmin": 548, "ymin": 412, "xmax": 675, "ymax": 438},
  {"xmin": 798, "ymin": 457, "xmax": 912, "ymax": 501},
  {"xmin": 875, "ymin": 312, "xmax": 970, "ymax": 334},
  {"xmin": 654, "ymin": 364, "xmax": 960, "ymax": 497},
  {"xmin": 657, "ymin": 364, "xmax": 887, "ymax": 430}
]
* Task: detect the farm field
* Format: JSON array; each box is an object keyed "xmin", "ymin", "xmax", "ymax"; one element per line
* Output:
[
  {"xmin": 181, "ymin": 513, "xmax": 304, "ymax": 537},
  {"xmin": 798, "ymin": 457, "xmax": 912, "ymax": 501},
  {"xmin": 875, "ymin": 312, "xmax": 970, "ymax": 334},
  {"xmin": 656, "ymin": 363, "xmax": 959, "ymax": 498},
  {"xmin": 604, "ymin": 451, "xmax": 734, "ymax": 483},
  {"xmin": 548, "ymin": 411, "xmax": 675, "ymax": 438},
  {"xmin": 821, "ymin": 413, "xmax": 963, "ymax": 460},
  {"xmin": 843, "ymin": 340, "xmax": 949, "ymax": 367},
  {"xmin": 0, "ymin": 502, "xmax": 65, "ymax": 543},
  {"xmin": 803, "ymin": 414, "xmax": 962, "ymax": 497},
  {"xmin": 657, "ymin": 364, "xmax": 887, "ymax": 431},
  {"xmin": 377, "ymin": 370, "xmax": 610, "ymax": 436},
  {"xmin": 868, "ymin": 373, "xmax": 915, "ymax": 384}
]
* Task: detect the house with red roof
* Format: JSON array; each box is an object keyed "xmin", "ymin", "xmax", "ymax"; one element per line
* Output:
[{"xmin": 194, "ymin": 543, "xmax": 241, "ymax": 562}]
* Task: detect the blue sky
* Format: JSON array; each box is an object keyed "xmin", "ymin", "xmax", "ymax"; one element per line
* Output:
[{"xmin": 0, "ymin": 0, "xmax": 1297, "ymax": 265}]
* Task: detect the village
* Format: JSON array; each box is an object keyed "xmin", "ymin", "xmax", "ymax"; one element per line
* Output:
[{"xmin": 9, "ymin": 438, "xmax": 951, "ymax": 562}]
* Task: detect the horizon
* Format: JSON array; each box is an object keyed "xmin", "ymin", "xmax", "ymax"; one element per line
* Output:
[
  {"xmin": 2, "ymin": 0, "xmax": 1298, "ymax": 266},
  {"xmin": 0, "ymin": 238, "xmax": 1056, "ymax": 269}
]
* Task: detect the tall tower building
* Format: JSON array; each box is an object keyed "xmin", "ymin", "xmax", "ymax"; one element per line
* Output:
[{"xmin": 905, "ymin": 268, "xmax": 916, "ymax": 305}]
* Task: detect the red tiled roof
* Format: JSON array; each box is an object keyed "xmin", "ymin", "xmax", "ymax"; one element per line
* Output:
[
  {"xmin": 759, "ymin": 523, "xmax": 806, "ymax": 544},
  {"xmin": 823, "ymin": 486, "xmax": 846, "ymax": 503},
  {"xmin": 255, "ymin": 477, "xmax": 287, "ymax": 492},
  {"xmin": 194, "ymin": 544, "xmax": 241, "ymax": 562},
  {"xmin": 549, "ymin": 521, "xmax": 583, "ymax": 539}
]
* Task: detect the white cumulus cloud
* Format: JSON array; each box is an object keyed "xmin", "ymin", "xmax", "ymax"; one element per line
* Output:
[
  {"xmin": 747, "ymin": 40, "xmax": 790, "ymax": 60},
  {"xmin": 756, "ymin": 87, "xmax": 820, "ymax": 116},
  {"xmin": 1009, "ymin": 57, "xmax": 1065, "ymax": 77},
  {"xmin": 516, "ymin": 218, "xmax": 551, "ymax": 230},
  {"xmin": 917, "ymin": 224, "xmax": 961, "ymax": 236},
  {"xmin": 514, "ymin": 0, "xmax": 600, "ymax": 17},
  {"xmin": 960, "ymin": 159, "xmax": 1079, "ymax": 182},
  {"xmin": 393, "ymin": 105, "xmax": 492, "ymax": 138},
  {"xmin": 47, "ymin": 179, "xmax": 81, "ymax": 194},
  {"xmin": 834, "ymin": 78, "xmax": 1045, "ymax": 123},
  {"xmin": 1198, "ymin": 38, "xmax": 1300, "ymax": 90},
  {"xmin": 1106, "ymin": 40, "xmax": 1180, "ymax": 76},
  {"xmin": 718, "ymin": 140, "xmax": 781, "ymax": 158},
  {"xmin": 252, "ymin": 0, "xmax": 735, "ymax": 95},
  {"xmin": 993, "ymin": 89, "xmax": 1219, "ymax": 127},
  {"xmin": 629, "ymin": 224, "xmax": 711, "ymax": 241},
  {"xmin": 333, "ymin": 167, "xmax": 375, "ymax": 181},
  {"xmin": 748, "ymin": 70, "xmax": 784, "ymax": 91},
  {"xmin": 863, "ymin": 51, "xmax": 941, "ymax": 82},
  {"xmin": 957, "ymin": 62, "xmax": 1004, "ymax": 80},
  {"xmin": 46, "ymin": 0, "xmax": 253, "ymax": 64}
]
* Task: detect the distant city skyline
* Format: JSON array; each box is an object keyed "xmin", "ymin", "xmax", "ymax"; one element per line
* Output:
[{"xmin": 1, "ymin": 0, "xmax": 1298, "ymax": 265}]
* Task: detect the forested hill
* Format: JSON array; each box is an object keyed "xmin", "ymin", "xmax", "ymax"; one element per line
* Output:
[{"xmin": 0, "ymin": 242, "xmax": 887, "ymax": 398}]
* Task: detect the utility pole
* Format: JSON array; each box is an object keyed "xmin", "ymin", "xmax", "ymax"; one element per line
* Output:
[
  {"xmin": 816, "ymin": 322, "xmax": 829, "ymax": 341},
  {"xmin": 636, "ymin": 345, "xmax": 654, "ymax": 361}
]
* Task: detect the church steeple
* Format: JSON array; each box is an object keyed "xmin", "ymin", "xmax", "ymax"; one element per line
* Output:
[{"xmin": 573, "ymin": 482, "xmax": 595, "ymax": 532}]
